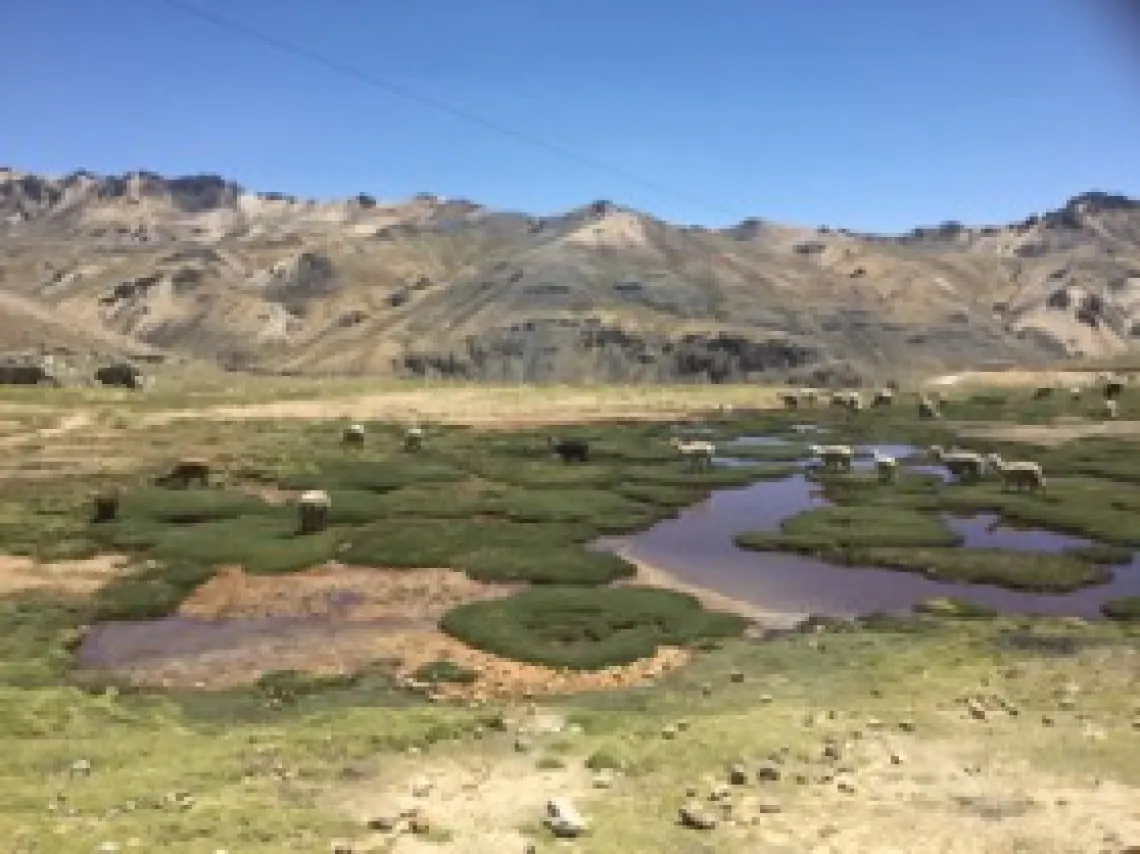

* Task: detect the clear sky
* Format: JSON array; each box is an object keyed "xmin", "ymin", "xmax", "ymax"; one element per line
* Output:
[{"xmin": 3, "ymin": 0, "xmax": 1139, "ymax": 231}]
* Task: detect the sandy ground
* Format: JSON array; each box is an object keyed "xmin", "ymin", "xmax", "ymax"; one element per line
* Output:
[
  {"xmin": 0, "ymin": 553, "xmax": 132, "ymax": 597},
  {"xmin": 926, "ymin": 370, "xmax": 1130, "ymax": 390},
  {"xmin": 617, "ymin": 552, "xmax": 806, "ymax": 631},
  {"xmin": 952, "ymin": 419, "xmax": 1140, "ymax": 446},
  {"xmin": 137, "ymin": 388, "xmax": 772, "ymax": 428}
]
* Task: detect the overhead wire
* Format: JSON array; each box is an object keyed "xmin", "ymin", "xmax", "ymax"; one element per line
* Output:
[{"xmin": 155, "ymin": 0, "xmax": 746, "ymax": 222}]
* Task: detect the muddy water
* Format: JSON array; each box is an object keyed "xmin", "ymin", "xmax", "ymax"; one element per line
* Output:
[
  {"xmin": 602, "ymin": 450, "xmax": 1140, "ymax": 619},
  {"xmin": 78, "ymin": 615, "xmax": 425, "ymax": 669}
]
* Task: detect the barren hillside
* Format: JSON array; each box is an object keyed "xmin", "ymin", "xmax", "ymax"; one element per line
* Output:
[{"xmin": 2, "ymin": 167, "xmax": 1138, "ymax": 382}]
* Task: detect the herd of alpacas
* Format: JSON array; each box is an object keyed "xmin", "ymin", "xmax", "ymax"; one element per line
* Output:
[{"xmin": 88, "ymin": 377, "xmax": 1133, "ymax": 530}]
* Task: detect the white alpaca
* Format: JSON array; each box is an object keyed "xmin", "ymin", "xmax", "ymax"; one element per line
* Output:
[
  {"xmin": 809, "ymin": 444, "xmax": 854, "ymax": 473},
  {"xmin": 404, "ymin": 424, "xmax": 425, "ymax": 452},
  {"xmin": 872, "ymin": 450, "xmax": 898, "ymax": 483},
  {"xmin": 670, "ymin": 437, "xmax": 716, "ymax": 471},
  {"xmin": 989, "ymin": 455, "xmax": 1046, "ymax": 493},
  {"xmin": 1104, "ymin": 399, "xmax": 1118, "ymax": 420},
  {"xmin": 343, "ymin": 423, "xmax": 365, "ymax": 446}
]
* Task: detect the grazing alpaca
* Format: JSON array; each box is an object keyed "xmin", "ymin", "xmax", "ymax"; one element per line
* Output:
[
  {"xmin": 670, "ymin": 436, "xmax": 716, "ymax": 471},
  {"xmin": 342, "ymin": 423, "xmax": 365, "ymax": 447},
  {"xmin": 297, "ymin": 489, "xmax": 332, "ymax": 534},
  {"xmin": 404, "ymin": 425, "xmax": 425, "ymax": 452},
  {"xmin": 990, "ymin": 456, "xmax": 1047, "ymax": 493},
  {"xmin": 918, "ymin": 396, "xmax": 940, "ymax": 419},
  {"xmin": 872, "ymin": 388, "xmax": 894, "ymax": 408},
  {"xmin": 549, "ymin": 436, "xmax": 590, "ymax": 463},
  {"xmin": 809, "ymin": 444, "xmax": 854, "ymax": 473},
  {"xmin": 931, "ymin": 446, "xmax": 986, "ymax": 482},
  {"xmin": 872, "ymin": 451, "xmax": 898, "ymax": 483},
  {"xmin": 781, "ymin": 392, "xmax": 800, "ymax": 410},
  {"xmin": 91, "ymin": 486, "xmax": 122, "ymax": 523},
  {"xmin": 1104, "ymin": 378, "xmax": 1124, "ymax": 400},
  {"xmin": 1104, "ymin": 399, "xmax": 1119, "ymax": 420}
]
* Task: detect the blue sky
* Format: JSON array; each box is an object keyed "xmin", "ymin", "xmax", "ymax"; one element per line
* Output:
[{"xmin": 3, "ymin": 0, "xmax": 1139, "ymax": 231}]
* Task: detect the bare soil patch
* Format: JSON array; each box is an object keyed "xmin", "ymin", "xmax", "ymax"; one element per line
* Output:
[
  {"xmin": 0, "ymin": 553, "xmax": 132, "ymax": 597},
  {"xmin": 80, "ymin": 563, "xmax": 693, "ymax": 700},
  {"xmin": 952, "ymin": 420, "xmax": 1140, "ymax": 446},
  {"xmin": 138, "ymin": 387, "xmax": 776, "ymax": 428},
  {"xmin": 331, "ymin": 753, "xmax": 595, "ymax": 854},
  {"xmin": 177, "ymin": 563, "xmax": 519, "ymax": 623}
]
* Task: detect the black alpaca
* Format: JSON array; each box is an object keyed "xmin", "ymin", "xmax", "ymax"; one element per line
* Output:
[{"xmin": 548, "ymin": 436, "xmax": 590, "ymax": 463}]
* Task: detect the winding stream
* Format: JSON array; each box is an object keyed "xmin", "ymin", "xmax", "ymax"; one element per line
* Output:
[{"xmin": 600, "ymin": 440, "xmax": 1140, "ymax": 620}]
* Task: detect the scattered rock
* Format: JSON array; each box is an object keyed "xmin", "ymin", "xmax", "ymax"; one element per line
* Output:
[
  {"xmin": 544, "ymin": 797, "xmax": 588, "ymax": 838},
  {"xmin": 729, "ymin": 669, "xmax": 745, "ymax": 683},
  {"xmin": 728, "ymin": 763, "xmax": 748, "ymax": 785},
  {"xmin": 756, "ymin": 762, "xmax": 781, "ymax": 782},
  {"xmin": 679, "ymin": 802, "xmax": 719, "ymax": 830}
]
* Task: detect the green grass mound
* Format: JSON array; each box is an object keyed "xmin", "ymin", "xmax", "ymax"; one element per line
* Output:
[
  {"xmin": 1101, "ymin": 597, "xmax": 1140, "ymax": 623},
  {"xmin": 340, "ymin": 519, "xmax": 591, "ymax": 570},
  {"xmin": 459, "ymin": 546, "xmax": 636, "ymax": 585},
  {"xmin": 852, "ymin": 546, "xmax": 1111, "ymax": 593},
  {"xmin": 279, "ymin": 457, "xmax": 466, "ymax": 493},
  {"xmin": 486, "ymin": 488, "xmax": 657, "ymax": 532},
  {"xmin": 735, "ymin": 506, "xmax": 960, "ymax": 553},
  {"xmin": 1065, "ymin": 543, "xmax": 1136, "ymax": 565},
  {"xmin": 621, "ymin": 462, "xmax": 795, "ymax": 488},
  {"xmin": 114, "ymin": 487, "xmax": 271, "ymax": 524},
  {"xmin": 934, "ymin": 478, "xmax": 1140, "ymax": 546},
  {"xmin": 93, "ymin": 561, "xmax": 218, "ymax": 621},
  {"xmin": 439, "ymin": 586, "xmax": 748, "ymax": 670}
]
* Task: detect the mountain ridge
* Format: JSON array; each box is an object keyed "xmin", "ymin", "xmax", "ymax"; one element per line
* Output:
[{"xmin": 2, "ymin": 166, "xmax": 1138, "ymax": 383}]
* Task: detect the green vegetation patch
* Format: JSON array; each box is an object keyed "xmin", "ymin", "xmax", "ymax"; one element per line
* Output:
[
  {"xmin": 735, "ymin": 505, "xmax": 960, "ymax": 553},
  {"xmin": 279, "ymin": 456, "xmax": 466, "ymax": 493},
  {"xmin": 440, "ymin": 586, "xmax": 748, "ymax": 670},
  {"xmin": 850, "ymin": 546, "xmax": 1111, "ymax": 593},
  {"xmin": 1101, "ymin": 597, "xmax": 1140, "ymax": 623},
  {"xmin": 459, "ymin": 546, "xmax": 636, "ymax": 586},
  {"xmin": 934, "ymin": 478, "xmax": 1140, "ymax": 546}
]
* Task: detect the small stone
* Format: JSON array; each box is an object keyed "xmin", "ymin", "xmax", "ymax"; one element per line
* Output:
[
  {"xmin": 676, "ymin": 719, "xmax": 690, "ymax": 732},
  {"xmin": 662, "ymin": 725, "xmax": 678, "ymax": 740},
  {"xmin": 729, "ymin": 669, "xmax": 745, "ymax": 683},
  {"xmin": 755, "ymin": 798, "xmax": 782, "ymax": 814},
  {"xmin": 366, "ymin": 815, "xmax": 397, "ymax": 831},
  {"xmin": 890, "ymin": 752, "xmax": 905, "ymax": 765},
  {"xmin": 759, "ymin": 693, "xmax": 773, "ymax": 704},
  {"xmin": 330, "ymin": 842, "xmax": 353, "ymax": 854},
  {"xmin": 679, "ymin": 802, "xmax": 718, "ymax": 830},
  {"xmin": 1059, "ymin": 698, "xmax": 1076, "ymax": 711},
  {"xmin": 71, "ymin": 759, "xmax": 92, "ymax": 776},
  {"xmin": 1042, "ymin": 715, "xmax": 1056, "ymax": 727},
  {"xmin": 966, "ymin": 700, "xmax": 987, "ymax": 721},
  {"xmin": 822, "ymin": 743, "xmax": 842, "ymax": 761},
  {"xmin": 514, "ymin": 737, "xmax": 533, "ymax": 753},
  {"xmin": 409, "ymin": 816, "xmax": 431, "ymax": 835},
  {"xmin": 700, "ymin": 683, "xmax": 714, "ymax": 697},
  {"xmin": 897, "ymin": 719, "xmax": 916, "ymax": 732},
  {"xmin": 411, "ymin": 778, "xmax": 433, "ymax": 798},
  {"xmin": 756, "ymin": 762, "xmax": 781, "ymax": 782},
  {"xmin": 866, "ymin": 717, "xmax": 884, "ymax": 730},
  {"xmin": 96, "ymin": 844, "xmax": 119, "ymax": 853},
  {"xmin": 836, "ymin": 777, "xmax": 856, "ymax": 794},
  {"xmin": 728, "ymin": 763, "xmax": 748, "ymax": 785}
]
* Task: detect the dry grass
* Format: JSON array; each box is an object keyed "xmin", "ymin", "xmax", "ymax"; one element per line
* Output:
[{"xmin": 0, "ymin": 553, "xmax": 132, "ymax": 597}]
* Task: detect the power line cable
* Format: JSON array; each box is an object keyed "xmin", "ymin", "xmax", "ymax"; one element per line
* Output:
[{"xmin": 156, "ymin": 0, "xmax": 745, "ymax": 221}]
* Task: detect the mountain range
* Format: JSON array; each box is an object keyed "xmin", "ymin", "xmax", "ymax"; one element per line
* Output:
[{"xmin": 2, "ymin": 166, "xmax": 1138, "ymax": 383}]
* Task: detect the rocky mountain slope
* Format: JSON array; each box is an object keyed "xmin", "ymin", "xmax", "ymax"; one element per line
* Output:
[{"xmin": 1, "ymin": 166, "xmax": 1138, "ymax": 383}]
